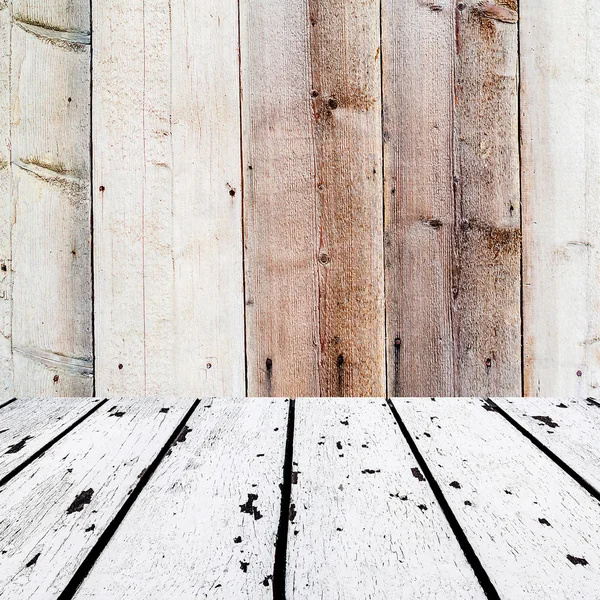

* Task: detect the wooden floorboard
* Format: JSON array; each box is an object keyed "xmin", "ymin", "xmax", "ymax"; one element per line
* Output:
[{"xmin": 393, "ymin": 397, "xmax": 600, "ymax": 600}]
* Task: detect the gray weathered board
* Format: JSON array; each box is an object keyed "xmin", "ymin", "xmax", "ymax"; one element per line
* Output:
[{"xmin": 0, "ymin": 397, "xmax": 599, "ymax": 599}]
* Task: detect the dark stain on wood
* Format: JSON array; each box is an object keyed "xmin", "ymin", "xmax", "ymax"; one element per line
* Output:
[
  {"xmin": 361, "ymin": 468, "xmax": 381, "ymax": 474},
  {"xmin": 289, "ymin": 503, "xmax": 297, "ymax": 523},
  {"xmin": 240, "ymin": 493, "xmax": 263, "ymax": 520},
  {"xmin": 66, "ymin": 488, "xmax": 94, "ymax": 514},
  {"xmin": 586, "ymin": 397, "xmax": 600, "ymax": 408},
  {"xmin": 531, "ymin": 415, "xmax": 559, "ymax": 429},
  {"xmin": 538, "ymin": 518, "xmax": 551, "ymax": 527},
  {"xmin": 450, "ymin": 481, "xmax": 462, "ymax": 489},
  {"xmin": 5, "ymin": 436, "xmax": 32, "ymax": 454},
  {"xmin": 411, "ymin": 467, "xmax": 426, "ymax": 482},
  {"xmin": 175, "ymin": 425, "xmax": 192, "ymax": 444},
  {"xmin": 240, "ymin": 561, "xmax": 249, "ymax": 573},
  {"xmin": 25, "ymin": 553, "xmax": 41, "ymax": 568},
  {"xmin": 567, "ymin": 554, "xmax": 588, "ymax": 566}
]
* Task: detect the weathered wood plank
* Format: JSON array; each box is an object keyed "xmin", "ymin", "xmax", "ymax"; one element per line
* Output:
[
  {"xmin": 394, "ymin": 397, "xmax": 600, "ymax": 599},
  {"xmin": 493, "ymin": 397, "xmax": 600, "ymax": 492},
  {"xmin": 383, "ymin": 0, "xmax": 521, "ymax": 396},
  {"xmin": 10, "ymin": 0, "xmax": 93, "ymax": 396},
  {"xmin": 0, "ymin": 397, "xmax": 102, "ymax": 483},
  {"xmin": 521, "ymin": 2, "xmax": 600, "ymax": 395},
  {"xmin": 287, "ymin": 398, "xmax": 485, "ymax": 598},
  {"xmin": 73, "ymin": 398, "xmax": 289, "ymax": 599},
  {"xmin": 0, "ymin": 1, "xmax": 11, "ymax": 397},
  {"xmin": 241, "ymin": 0, "xmax": 386, "ymax": 397},
  {"xmin": 0, "ymin": 397, "xmax": 197, "ymax": 599},
  {"xmin": 93, "ymin": 0, "xmax": 245, "ymax": 395}
]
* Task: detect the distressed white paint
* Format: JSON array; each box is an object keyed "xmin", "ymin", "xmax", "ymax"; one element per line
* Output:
[
  {"xmin": 521, "ymin": 1, "xmax": 600, "ymax": 395},
  {"xmin": 494, "ymin": 397, "xmax": 600, "ymax": 492},
  {"xmin": 0, "ymin": 396, "xmax": 101, "ymax": 481},
  {"xmin": 74, "ymin": 398, "xmax": 288, "ymax": 599},
  {"xmin": 394, "ymin": 398, "xmax": 600, "ymax": 599},
  {"xmin": 0, "ymin": 397, "xmax": 195, "ymax": 599},
  {"xmin": 93, "ymin": 0, "xmax": 245, "ymax": 396},
  {"xmin": 9, "ymin": 0, "xmax": 92, "ymax": 396},
  {"xmin": 287, "ymin": 398, "xmax": 485, "ymax": 599}
]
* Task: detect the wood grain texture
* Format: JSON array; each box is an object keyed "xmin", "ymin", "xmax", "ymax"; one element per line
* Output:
[
  {"xmin": 0, "ymin": 397, "xmax": 196, "ymax": 599},
  {"xmin": 394, "ymin": 397, "xmax": 600, "ymax": 599},
  {"xmin": 9, "ymin": 0, "xmax": 93, "ymax": 396},
  {"xmin": 93, "ymin": 0, "xmax": 245, "ymax": 396},
  {"xmin": 73, "ymin": 398, "xmax": 289, "ymax": 599},
  {"xmin": 0, "ymin": 1, "xmax": 11, "ymax": 396},
  {"xmin": 521, "ymin": 1, "xmax": 600, "ymax": 395},
  {"xmin": 242, "ymin": 0, "xmax": 385, "ymax": 398},
  {"xmin": 383, "ymin": 0, "xmax": 521, "ymax": 396},
  {"xmin": 494, "ymin": 397, "xmax": 600, "ymax": 491},
  {"xmin": 0, "ymin": 396, "xmax": 101, "ymax": 481},
  {"xmin": 287, "ymin": 398, "xmax": 485, "ymax": 599}
]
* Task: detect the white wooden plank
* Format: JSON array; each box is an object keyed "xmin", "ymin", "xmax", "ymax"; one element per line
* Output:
[
  {"xmin": 493, "ymin": 397, "xmax": 600, "ymax": 492},
  {"xmin": 0, "ymin": 2, "xmax": 12, "ymax": 397},
  {"xmin": 73, "ymin": 398, "xmax": 289, "ymax": 599},
  {"xmin": 394, "ymin": 398, "xmax": 600, "ymax": 599},
  {"xmin": 0, "ymin": 397, "xmax": 102, "ymax": 482},
  {"xmin": 93, "ymin": 0, "xmax": 245, "ymax": 396},
  {"xmin": 287, "ymin": 398, "xmax": 485, "ymax": 599},
  {"xmin": 0, "ymin": 397, "xmax": 197, "ymax": 599},
  {"xmin": 10, "ymin": 0, "xmax": 92, "ymax": 396},
  {"xmin": 521, "ymin": 1, "xmax": 600, "ymax": 395}
]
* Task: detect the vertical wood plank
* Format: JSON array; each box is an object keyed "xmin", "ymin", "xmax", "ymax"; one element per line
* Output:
[
  {"xmin": 0, "ymin": 1, "xmax": 12, "ymax": 396},
  {"xmin": 521, "ymin": 1, "xmax": 600, "ymax": 395},
  {"xmin": 242, "ymin": 0, "xmax": 385, "ymax": 397},
  {"xmin": 93, "ymin": 0, "xmax": 245, "ymax": 395},
  {"xmin": 9, "ymin": 0, "xmax": 92, "ymax": 395},
  {"xmin": 383, "ymin": 0, "xmax": 521, "ymax": 396}
]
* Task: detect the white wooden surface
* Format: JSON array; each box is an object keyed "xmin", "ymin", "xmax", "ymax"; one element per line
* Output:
[
  {"xmin": 394, "ymin": 398, "xmax": 600, "ymax": 600},
  {"xmin": 0, "ymin": 397, "xmax": 195, "ymax": 599},
  {"xmin": 74, "ymin": 398, "xmax": 288, "ymax": 599},
  {"xmin": 0, "ymin": 396, "xmax": 102, "ymax": 482},
  {"xmin": 521, "ymin": 1, "xmax": 600, "ymax": 395},
  {"xmin": 287, "ymin": 398, "xmax": 485, "ymax": 599},
  {"xmin": 493, "ymin": 397, "xmax": 600, "ymax": 492},
  {"xmin": 0, "ymin": 1, "xmax": 11, "ymax": 397},
  {"xmin": 93, "ymin": 0, "xmax": 245, "ymax": 396},
  {"xmin": 10, "ymin": 0, "xmax": 93, "ymax": 397}
]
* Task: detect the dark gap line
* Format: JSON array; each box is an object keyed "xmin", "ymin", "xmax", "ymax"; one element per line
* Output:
[
  {"xmin": 485, "ymin": 398, "xmax": 600, "ymax": 503},
  {"xmin": 0, "ymin": 398, "xmax": 108, "ymax": 488},
  {"xmin": 237, "ymin": 0, "xmax": 249, "ymax": 398},
  {"xmin": 272, "ymin": 398, "xmax": 295, "ymax": 600},
  {"xmin": 89, "ymin": 0, "xmax": 96, "ymax": 397},
  {"xmin": 57, "ymin": 398, "xmax": 202, "ymax": 600},
  {"xmin": 378, "ymin": 0, "xmax": 389, "ymax": 400},
  {"xmin": 517, "ymin": 2, "xmax": 525, "ymax": 396},
  {"xmin": 0, "ymin": 397, "xmax": 17, "ymax": 410},
  {"xmin": 386, "ymin": 399, "xmax": 501, "ymax": 600}
]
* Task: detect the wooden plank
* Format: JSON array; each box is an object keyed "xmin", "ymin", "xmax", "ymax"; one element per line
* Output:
[
  {"xmin": 493, "ymin": 397, "xmax": 600, "ymax": 492},
  {"xmin": 521, "ymin": 2, "xmax": 600, "ymax": 395},
  {"xmin": 0, "ymin": 2, "xmax": 11, "ymax": 398},
  {"xmin": 394, "ymin": 397, "xmax": 600, "ymax": 599},
  {"xmin": 382, "ymin": 0, "xmax": 521, "ymax": 396},
  {"xmin": 0, "ymin": 397, "xmax": 103, "ymax": 483},
  {"xmin": 93, "ymin": 0, "xmax": 245, "ymax": 396},
  {"xmin": 73, "ymin": 398, "xmax": 289, "ymax": 599},
  {"xmin": 287, "ymin": 398, "xmax": 485, "ymax": 598},
  {"xmin": 9, "ymin": 0, "xmax": 93, "ymax": 396},
  {"xmin": 241, "ymin": 0, "xmax": 386, "ymax": 397},
  {"xmin": 0, "ymin": 397, "xmax": 197, "ymax": 599}
]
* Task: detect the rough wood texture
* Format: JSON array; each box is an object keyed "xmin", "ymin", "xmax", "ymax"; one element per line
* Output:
[
  {"xmin": 521, "ymin": 1, "xmax": 600, "ymax": 395},
  {"xmin": 0, "ymin": 397, "xmax": 195, "ymax": 599},
  {"xmin": 0, "ymin": 396, "xmax": 101, "ymax": 481},
  {"xmin": 383, "ymin": 0, "xmax": 521, "ymax": 396},
  {"xmin": 288, "ymin": 398, "xmax": 485, "ymax": 598},
  {"xmin": 494, "ymin": 397, "xmax": 600, "ymax": 491},
  {"xmin": 394, "ymin": 397, "xmax": 600, "ymax": 599},
  {"xmin": 93, "ymin": 0, "xmax": 245, "ymax": 396},
  {"xmin": 74, "ymin": 398, "xmax": 288, "ymax": 599},
  {"xmin": 9, "ymin": 0, "xmax": 93, "ymax": 396},
  {"xmin": 0, "ymin": 1, "xmax": 11, "ymax": 396},
  {"xmin": 242, "ymin": 0, "xmax": 386, "ymax": 398}
]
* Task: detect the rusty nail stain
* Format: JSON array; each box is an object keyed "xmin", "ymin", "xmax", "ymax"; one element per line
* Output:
[
  {"xmin": 577, "ymin": 370, "xmax": 583, "ymax": 377},
  {"xmin": 99, "ymin": 185, "xmax": 105, "ymax": 192},
  {"xmin": 53, "ymin": 375, "xmax": 59, "ymax": 383},
  {"xmin": 118, "ymin": 363, "xmax": 123, "ymax": 370},
  {"xmin": 328, "ymin": 97, "xmax": 339, "ymax": 110}
]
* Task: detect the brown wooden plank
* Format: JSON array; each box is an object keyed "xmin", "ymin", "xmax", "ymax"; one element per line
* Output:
[
  {"xmin": 383, "ymin": 0, "xmax": 521, "ymax": 395},
  {"xmin": 241, "ymin": 0, "xmax": 386, "ymax": 397}
]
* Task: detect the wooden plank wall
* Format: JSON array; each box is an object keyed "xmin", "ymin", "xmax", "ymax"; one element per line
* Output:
[{"xmin": 0, "ymin": 0, "xmax": 596, "ymax": 398}]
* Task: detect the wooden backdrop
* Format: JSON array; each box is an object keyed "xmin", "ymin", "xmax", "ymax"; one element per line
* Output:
[{"xmin": 0, "ymin": 0, "xmax": 596, "ymax": 398}]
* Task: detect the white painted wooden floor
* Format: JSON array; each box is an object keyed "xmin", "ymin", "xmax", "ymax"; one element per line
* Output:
[{"xmin": 0, "ymin": 397, "xmax": 599, "ymax": 599}]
